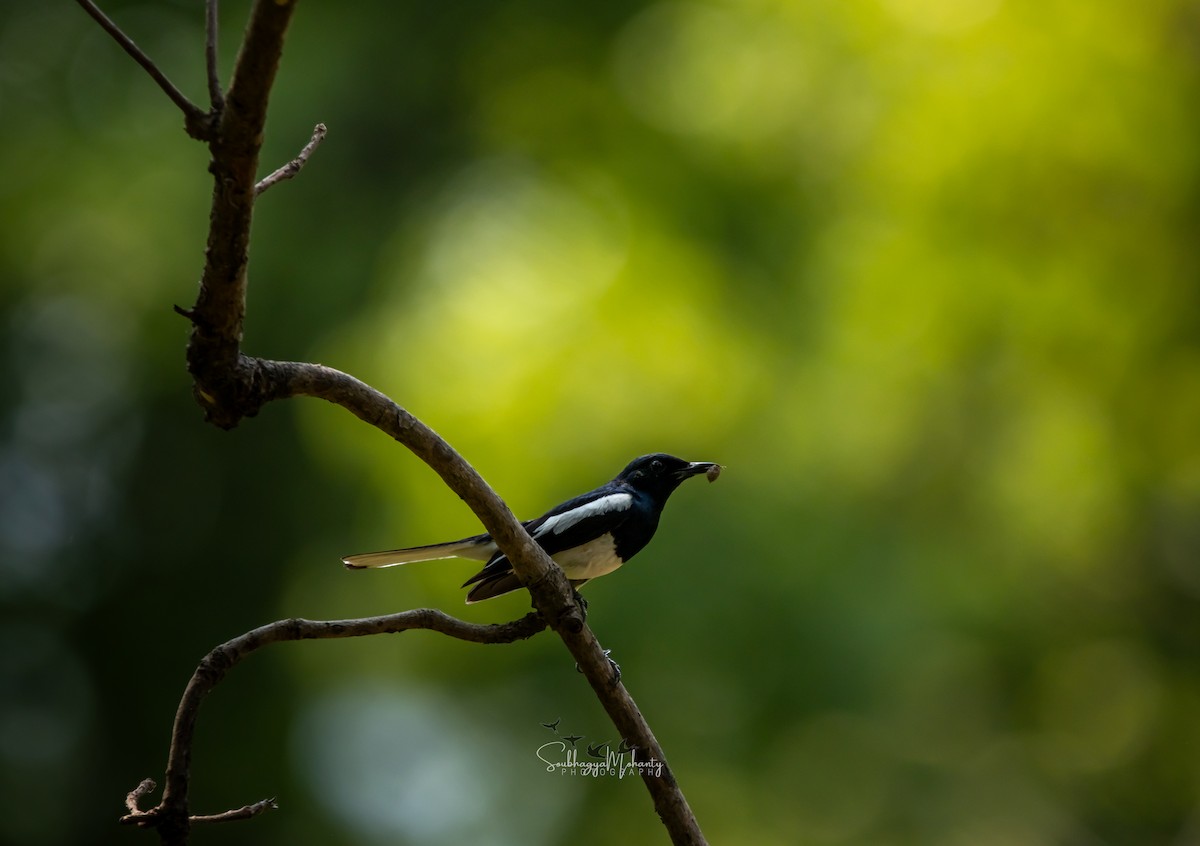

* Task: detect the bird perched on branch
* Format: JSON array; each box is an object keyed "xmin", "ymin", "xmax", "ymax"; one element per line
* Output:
[{"xmin": 343, "ymin": 453, "xmax": 720, "ymax": 603}]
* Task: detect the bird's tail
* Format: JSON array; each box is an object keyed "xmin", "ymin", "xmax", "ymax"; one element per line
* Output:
[{"xmin": 342, "ymin": 536, "xmax": 495, "ymax": 569}]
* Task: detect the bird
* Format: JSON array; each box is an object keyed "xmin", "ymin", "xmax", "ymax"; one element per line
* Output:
[{"xmin": 342, "ymin": 453, "xmax": 719, "ymax": 603}]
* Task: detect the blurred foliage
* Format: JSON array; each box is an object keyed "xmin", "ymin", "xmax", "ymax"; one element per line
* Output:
[{"xmin": 1, "ymin": 0, "xmax": 1199, "ymax": 844}]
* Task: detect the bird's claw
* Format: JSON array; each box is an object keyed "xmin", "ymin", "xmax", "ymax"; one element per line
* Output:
[
  {"xmin": 571, "ymin": 588, "xmax": 589, "ymax": 621},
  {"xmin": 576, "ymin": 648, "xmax": 621, "ymax": 686}
]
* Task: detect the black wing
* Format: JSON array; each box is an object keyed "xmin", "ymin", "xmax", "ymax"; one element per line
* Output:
[{"xmin": 462, "ymin": 483, "xmax": 635, "ymax": 601}]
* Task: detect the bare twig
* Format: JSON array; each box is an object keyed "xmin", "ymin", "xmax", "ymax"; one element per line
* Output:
[
  {"xmin": 121, "ymin": 788, "xmax": 277, "ymax": 827},
  {"xmin": 255, "ymin": 123, "xmax": 328, "ymax": 196},
  {"xmin": 205, "ymin": 0, "xmax": 224, "ymax": 110},
  {"xmin": 125, "ymin": 778, "xmax": 156, "ymax": 815},
  {"xmin": 120, "ymin": 808, "xmax": 159, "ymax": 827},
  {"xmin": 191, "ymin": 798, "xmax": 279, "ymax": 825},
  {"xmin": 130, "ymin": 610, "xmax": 546, "ymax": 842},
  {"xmin": 74, "ymin": 0, "xmax": 212, "ymax": 139}
]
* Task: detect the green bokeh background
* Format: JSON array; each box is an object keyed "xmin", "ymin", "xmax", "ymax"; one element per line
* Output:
[{"xmin": 2, "ymin": 1, "xmax": 1199, "ymax": 844}]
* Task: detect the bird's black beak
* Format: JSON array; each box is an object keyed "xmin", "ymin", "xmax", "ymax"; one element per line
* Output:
[{"xmin": 677, "ymin": 461, "xmax": 719, "ymax": 479}]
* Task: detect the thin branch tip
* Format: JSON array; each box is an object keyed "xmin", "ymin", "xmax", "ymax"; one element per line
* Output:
[
  {"xmin": 191, "ymin": 797, "xmax": 278, "ymax": 824},
  {"xmin": 205, "ymin": 0, "xmax": 224, "ymax": 110},
  {"xmin": 125, "ymin": 778, "xmax": 157, "ymax": 814},
  {"xmin": 255, "ymin": 122, "xmax": 329, "ymax": 196},
  {"xmin": 75, "ymin": 0, "xmax": 210, "ymax": 136}
]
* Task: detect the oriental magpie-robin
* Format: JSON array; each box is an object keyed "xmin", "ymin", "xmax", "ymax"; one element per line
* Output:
[{"xmin": 343, "ymin": 453, "xmax": 719, "ymax": 603}]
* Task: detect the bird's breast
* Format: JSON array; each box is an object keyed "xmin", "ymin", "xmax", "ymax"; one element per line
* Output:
[{"xmin": 551, "ymin": 534, "xmax": 624, "ymax": 580}]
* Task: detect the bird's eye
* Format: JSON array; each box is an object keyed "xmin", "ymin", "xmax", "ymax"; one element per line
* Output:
[{"xmin": 650, "ymin": 459, "xmax": 663, "ymax": 473}]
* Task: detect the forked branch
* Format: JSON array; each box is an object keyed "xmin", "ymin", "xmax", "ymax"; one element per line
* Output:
[
  {"xmin": 82, "ymin": 1, "xmax": 708, "ymax": 844},
  {"xmin": 120, "ymin": 611, "xmax": 547, "ymax": 842},
  {"xmin": 74, "ymin": 0, "xmax": 214, "ymax": 138}
]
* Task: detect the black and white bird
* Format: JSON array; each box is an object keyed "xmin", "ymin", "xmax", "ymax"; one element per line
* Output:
[{"xmin": 343, "ymin": 453, "xmax": 719, "ymax": 603}]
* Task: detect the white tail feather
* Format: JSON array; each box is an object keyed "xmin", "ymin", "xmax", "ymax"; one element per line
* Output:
[{"xmin": 342, "ymin": 538, "xmax": 495, "ymax": 569}]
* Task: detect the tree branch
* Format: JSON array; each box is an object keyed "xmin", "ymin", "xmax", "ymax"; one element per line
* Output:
[
  {"xmin": 205, "ymin": 0, "xmax": 224, "ymax": 111},
  {"xmin": 81, "ymin": 0, "xmax": 709, "ymax": 843},
  {"xmin": 123, "ymin": 610, "xmax": 547, "ymax": 842},
  {"xmin": 74, "ymin": 0, "xmax": 213, "ymax": 139},
  {"xmin": 124, "ymin": 778, "xmax": 157, "ymax": 816},
  {"xmin": 191, "ymin": 797, "xmax": 279, "ymax": 825},
  {"xmin": 186, "ymin": 0, "xmax": 297, "ymax": 411},
  {"xmin": 255, "ymin": 123, "xmax": 328, "ymax": 196},
  {"xmin": 122, "ymin": 789, "xmax": 277, "ymax": 830},
  {"xmin": 207, "ymin": 361, "xmax": 704, "ymax": 841}
]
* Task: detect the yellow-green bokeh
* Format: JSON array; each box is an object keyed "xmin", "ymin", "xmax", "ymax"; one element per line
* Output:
[{"xmin": 2, "ymin": 1, "xmax": 1198, "ymax": 844}]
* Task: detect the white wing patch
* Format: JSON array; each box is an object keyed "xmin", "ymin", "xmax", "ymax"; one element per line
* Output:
[{"xmin": 535, "ymin": 492, "xmax": 633, "ymax": 537}]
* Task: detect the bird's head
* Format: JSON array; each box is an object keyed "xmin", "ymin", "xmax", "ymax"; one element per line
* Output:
[{"xmin": 616, "ymin": 453, "xmax": 718, "ymax": 501}]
